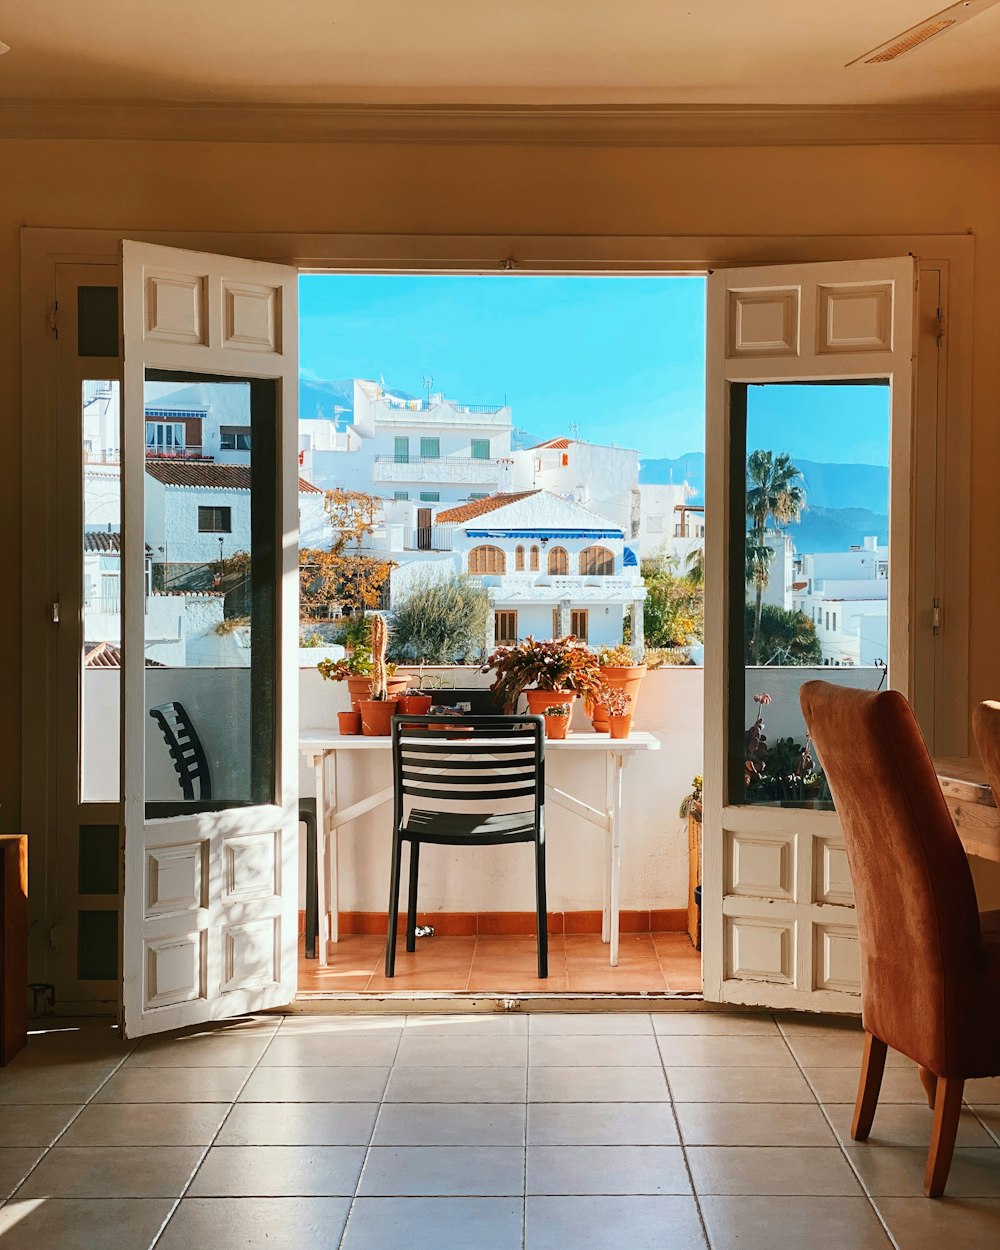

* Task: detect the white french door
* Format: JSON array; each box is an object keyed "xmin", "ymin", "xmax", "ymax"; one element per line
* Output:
[
  {"xmin": 702, "ymin": 257, "xmax": 916, "ymax": 1013},
  {"xmin": 121, "ymin": 242, "xmax": 299, "ymax": 1036}
]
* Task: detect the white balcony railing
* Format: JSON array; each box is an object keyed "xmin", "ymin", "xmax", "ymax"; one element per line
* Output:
[{"xmin": 373, "ymin": 456, "xmax": 513, "ymax": 487}]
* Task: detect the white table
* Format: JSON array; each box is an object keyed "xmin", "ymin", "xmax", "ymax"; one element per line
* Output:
[{"xmin": 300, "ymin": 728, "xmax": 661, "ymax": 968}]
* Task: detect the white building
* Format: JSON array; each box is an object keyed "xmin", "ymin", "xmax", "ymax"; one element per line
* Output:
[
  {"xmin": 793, "ymin": 537, "xmax": 889, "ymax": 666},
  {"xmin": 303, "ymin": 379, "xmax": 514, "ymax": 504},
  {"xmin": 512, "ymin": 437, "xmax": 640, "ymax": 539},
  {"xmin": 389, "ymin": 490, "xmax": 646, "ymax": 650}
]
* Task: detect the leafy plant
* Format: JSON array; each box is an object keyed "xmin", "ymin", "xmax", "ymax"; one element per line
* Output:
[
  {"xmin": 744, "ymin": 691, "xmax": 829, "ymax": 805},
  {"xmin": 482, "ymin": 635, "xmax": 605, "ymax": 713},
  {"xmin": 596, "ymin": 643, "xmax": 636, "ymax": 667},
  {"xmin": 643, "ymin": 647, "xmax": 692, "ymax": 668},
  {"xmin": 641, "ymin": 561, "xmax": 704, "ymax": 647},
  {"xmin": 388, "ymin": 573, "xmax": 492, "ymax": 664},
  {"xmin": 317, "ymin": 646, "xmax": 397, "ymax": 682},
  {"xmin": 745, "ymin": 603, "xmax": 821, "ymax": 666},
  {"xmin": 601, "ymin": 687, "xmax": 632, "ymax": 718},
  {"xmin": 679, "ymin": 773, "xmax": 703, "ymax": 819}
]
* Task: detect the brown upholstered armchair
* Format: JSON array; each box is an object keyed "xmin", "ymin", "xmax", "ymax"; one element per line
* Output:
[{"xmin": 800, "ymin": 680, "xmax": 1000, "ymax": 1198}]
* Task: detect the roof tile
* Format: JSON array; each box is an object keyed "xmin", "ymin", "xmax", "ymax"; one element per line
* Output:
[
  {"xmin": 435, "ymin": 491, "xmax": 539, "ymax": 524},
  {"xmin": 144, "ymin": 461, "xmax": 321, "ymax": 493}
]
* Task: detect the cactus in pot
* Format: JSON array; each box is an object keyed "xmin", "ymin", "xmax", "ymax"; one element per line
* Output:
[
  {"xmin": 370, "ymin": 613, "xmax": 388, "ymax": 700},
  {"xmin": 359, "ymin": 614, "xmax": 399, "ymax": 735}
]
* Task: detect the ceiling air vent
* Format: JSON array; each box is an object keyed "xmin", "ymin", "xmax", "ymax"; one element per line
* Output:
[{"xmin": 846, "ymin": 0, "xmax": 1000, "ymax": 66}]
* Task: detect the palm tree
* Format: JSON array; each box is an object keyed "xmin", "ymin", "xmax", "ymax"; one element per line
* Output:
[
  {"xmin": 745, "ymin": 450, "xmax": 806, "ymax": 664},
  {"xmin": 684, "ymin": 543, "xmax": 705, "ymax": 588}
]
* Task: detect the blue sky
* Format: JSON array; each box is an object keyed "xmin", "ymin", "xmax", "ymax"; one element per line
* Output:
[{"xmin": 299, "ymin": 275, "xmax": 889, "ymax": 465}]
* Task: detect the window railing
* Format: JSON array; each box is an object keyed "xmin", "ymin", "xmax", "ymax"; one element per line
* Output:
[
  {"xmin": 374, "ymin": 455, "xmax": 509, "ymax": 467},
  {"xmin": 144, "ymin": 445, "xmax": 206, "ymax": 460}
]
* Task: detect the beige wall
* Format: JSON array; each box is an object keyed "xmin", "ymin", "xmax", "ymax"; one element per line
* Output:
[{"xmin": 3, "ymin": 135, "xmax": 1000, "ymax": 893}]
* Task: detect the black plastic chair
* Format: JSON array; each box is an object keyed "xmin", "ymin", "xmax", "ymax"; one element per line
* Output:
[
  {"xmin": 385, "ymin": 714, "xmax": 548, "ymax": 979},
  {"xmin": 148, "ymin": 701, "xmax": 212, "ymax": 801}
]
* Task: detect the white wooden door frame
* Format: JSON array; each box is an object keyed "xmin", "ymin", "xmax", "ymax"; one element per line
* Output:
[
  {"xmin": 120, "ymin": 241, "xmax": 299, "ymax": 1036},
  {"xmin": 701, "ymin": 256, "xmax": 917, "ymax": 1012}
]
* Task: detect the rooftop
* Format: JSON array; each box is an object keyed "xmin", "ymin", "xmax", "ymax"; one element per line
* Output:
[
  {"xmin": 435, "ymin": 491, "xmax": 540, "ymax": 523},
  {"xmin": 144, "ymin": 462, "xmax": 322, "ymax": 493}
]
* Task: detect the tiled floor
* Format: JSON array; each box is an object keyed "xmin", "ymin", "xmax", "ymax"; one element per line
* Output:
[
  {"xmin": 297, "ymin": 931, "xmax": 703, "ymax": 994},
  {"xmin": 1, "ymin": 1011, "xmax": 999, "ymax": 1249}
]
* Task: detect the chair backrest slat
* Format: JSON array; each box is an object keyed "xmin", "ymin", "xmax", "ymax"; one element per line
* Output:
[{"xmin": 149, "ymin": 701, "xmax": 213, "ymax": 802}]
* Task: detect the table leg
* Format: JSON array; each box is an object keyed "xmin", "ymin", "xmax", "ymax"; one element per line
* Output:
[
  {"xmin": 329, "ymin": 749, "xmax": 340, "ymax": 946},
  {"xmin": 313, "ymin": 752, "xmax": 329, "ymax": 967},
  {"xmin": 602, "ymin": 753, "xmax": 612, "ymax": 944},
  {"xmin": 609, "ymin": 752, "xmax": 626, "ymax": 968}
]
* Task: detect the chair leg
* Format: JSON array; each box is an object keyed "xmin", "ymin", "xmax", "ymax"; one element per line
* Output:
[
  {"xmin": 406, "ymin": 842, "xmax": 420, "ymax": 953},
  {"xmin": 924, "ymin": 1076, "xmax": 964, "ymax": 1198},
  {"xmin": 535, "ymin": 835, "xmax": 548, "ymax": 980},
  {"xmin": 851, "ymin": 1032, "xmax": 888, "ymax": 1141},
  {"xmin": 385, "ymin": 833, "xmax": 403, "ymax": 978},
  {"xmin": 918, "ymin": 1066, "xmax": 938, "ymax": 1110}
]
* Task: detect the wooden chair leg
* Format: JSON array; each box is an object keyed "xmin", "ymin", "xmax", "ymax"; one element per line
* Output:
[
  {"xmin": 535, "ymin": 835, "xmax": 548, "ymax": 980},
  {"xmin": 918, "ymin": 1066, "xmax": 938, "ymax": 1110},
  {"xmin": 406, "ymin": 842, "xmax": 420, "ymax": 953},
  {"xmin": 924, "ymin": 1076, "xmax": 964, "ymax": 1198},
  {"xmin": 851, "ymin": 1032, "xmax": 888, "ymax": 1141},
  {"xmin": 384, "ymin": 834, "xmax": 403, "ymax": 977}
]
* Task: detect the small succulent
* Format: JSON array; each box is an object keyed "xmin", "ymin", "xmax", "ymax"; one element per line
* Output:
[
  {"xmin": 601, "ymin": 687, "xmax": 632, "ymax": 718},
  {"xmin": 544, "ymin": 703, "xmax": 571, "ymax": 718}
]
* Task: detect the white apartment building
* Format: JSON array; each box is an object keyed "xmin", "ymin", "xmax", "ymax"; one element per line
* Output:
[
  {"xmin": 793, "ymin": 536, "xmax": 889, "ymax": 666},
  {"xmin": 389, "ymin": 490, "xmax": 646, "ymax": 650},
  {"xmin": 511, "ymin": 437, "xmax": 640, "ymax": 539}
]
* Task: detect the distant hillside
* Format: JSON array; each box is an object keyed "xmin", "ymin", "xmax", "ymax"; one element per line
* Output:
[
  {"xmin": 298, "ymin": 378, "xmax": 418, "ymax": 423},
  {"xmin": 639, "ymin": 451, "xmax": 888, "ymax": 514},
  {"xmin": 792, "ymin": 507, "xmax": 888, "ymax": 554}
]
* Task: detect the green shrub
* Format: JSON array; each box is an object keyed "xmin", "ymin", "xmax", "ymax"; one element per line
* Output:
[{"xmin": 388, "ymin": 573, "xmax": 492, "ymax": 664}]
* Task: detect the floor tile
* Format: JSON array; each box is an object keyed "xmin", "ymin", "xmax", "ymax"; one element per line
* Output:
[
  {"xmin": 675, "ymin": 1102, "xmax": 836, "ymax": 1146},
  {"xmin": 0, "ymin": 1104, "xmax": 80, "ymax": 1147},
  {"xmin": 824, "ymin": 1102, "xmax": 993, "ymax": 1149},
  {"xmin": 806, "ymin": 1065, "xmax": 928, "ymax": 1105},
  {"xmin": 525, "ymin": 1195, "xmax": 707, "ymax": 1250},
  {"xmin": 529, "ymin": 1034, "xmax": 661, "ymax": 1067},
  {"xmin": 188, "ymin": 1145, "xmax": 366, "ymax": 1197},
  {"xmin": 59, "ymin": 1102, "xmax": 230, "ymax": 1147},
  {"xmin": 239, "ymin": 1066, "xmax": 389, "ymax": 1102},
  {"xmin": 972, "ymin": 1105, "xmax": 1000, "ymax": 1144},
  {"xmin": 0, "ymin": 1149, "xmax": 45, "ymax": 1200},
  {"xmin": 16, "ymin": 1145, "xmax": 203, "ymax": 1199},
  {"xmin": 527, "ymin": 1102, "xmax": 679, "ymax": 1146},
  {"xmin": 95, "ymin": 1066, "xmax": 249, "ymax": 1103},
  {"xmin": 373, "ymin": 1103, "xmax": 526, "ymax": 1146},
  {"xmin": 384, "ymin": 1066, "xmax": 527, "ymax": 1103},
  {"xmin": 278, "ymin": 1013, "xmax": 406, "ymax": 1033},
  {"xmin": 0, "ymin": 1062, "xmax": 121, "ymax": 1104},
  {"xmin": 667, "ymin": 1065, "xmax": 816, "ymax": 1103},
  {"xmin": 687, "ymin": 1145, "xmax": 863, "ymax": 1196},
  {"xmin": 156, "ymin": 1197, "xmax": 352, "ymax": 1250},
  {"xmin": 393, "ymin": 1034, "xmax": 527, "ymax": 1068},
  {"xmin": 358, "ymin": 1145, "xmax": 525, "ymax": 1196},
  {"xmin": 843, "ymin": 1145, "xmax": 1000, "ymax": 1197},
  {"xmin": 657, "ymin": 1034, "xmax": 795, "ymax": 1067},
  {"xmin": 217, "ymin": 1101, "xmax": 379, "ymax": 1145},
  {"xmin": 778, "ymin": 1013, "xmax": 863, "ymax": 1035},
  {"xmin": 259, "ymin": 1033, "xmax": 401, "ymax": 1067},
  {"xmin": 0, "ymin": 1197, "xmax": 173, "ymax": 1250},
  {"xmin": 529, "ymin": 1013, "xmax": 653, "ymax": 1036},
  {"xmin": 781, "ymin": 1032, "xmax": 910, "ymax": 1068},
  {"xmin": 874, "ymin": 1197, "xmax": 1000, "ymax": 1249},
  {"xmin": 700, "ymin": 1195, "xmax": 892, "ymax": 1249},
  {"xmin": 965, "ymin": 1077, "xmax": 1000, "ymax": 1104},
  {"xmin": 402, "ymin": 1013, "xmax": 527, "ymax": 1036},
  {"xmin": 341, "ymin": 1197, "xmax": 523, "ymax": 1250},
  {"xmin": 527, "ymin": 1144, "xmax": 689, "ymax": 1195},
  {"xmin": 127, "ymin": 1035, "xmax": 272, "ymax": 1067},
  {"xmin": 528, "ymin": 1065, "xmax": 669, "ymax": 1103},
  {"xmin": 651, "ymin": 1011, "xmax": 778, "ymax": 1036}
]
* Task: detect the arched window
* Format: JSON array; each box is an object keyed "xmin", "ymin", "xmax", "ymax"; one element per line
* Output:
[
  {"xmin": 548, "ymin": 546, "xmax": 569, "ymax": 576},
  {"xmin": 529, "ymin": 545, "xmax": 540, "ymax": 572},
  {"xmin": 579, "ymin": 545, "xmax": 614, "ymax": 576},
  {"xmin": 515, "ymin": 544, "xmax": 525, "ymax": 572},
  {"xmin": 468, "ymin": 545, "xmax": 506, "ymax": 575}
]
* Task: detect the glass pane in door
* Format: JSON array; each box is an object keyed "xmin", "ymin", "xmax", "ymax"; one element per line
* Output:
[
  {"xmin": 81, "ymin": 380, "xmax": 122, "ymax": 801},
  {"xmin": 735, "ymin": 382, "xmax": 891, "ymax": 809},
  {"xmin": 143, "ymin": 375, "xmax": 277, "ymax": 813}
]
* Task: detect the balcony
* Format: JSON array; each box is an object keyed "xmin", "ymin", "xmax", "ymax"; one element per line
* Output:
[
  {"xmin": 373, "ymin": 455, "xmax": 513, "ymax": 487},
  {"xmin": 473, "ymin": 574, "xmax": 644, "ymax": 601},
  {"xmin": 144, "ymin": 446, "xmax": 207, "ymax": 460}
]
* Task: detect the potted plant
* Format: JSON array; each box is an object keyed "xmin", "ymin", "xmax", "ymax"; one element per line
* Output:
[
  {"xmin": 744, "ymin": 691, "xmax": 830, "ymax": 807},
  {"xmin": 482, "ymin": 635, "xmax": 605, "ymax": 715},
  {"xmin": 602, "ymin": 687, "xmax": 633, "ymax": 739},
  {"xmin": 337, "ymin": 709, "xmax": 363, "ymax": 735},
  {"xmin": 358, "ymin": 615, "xmax": 400, "ymax": 736},
  {"xmin": 317, "ymin": 641, "xmax": 406, "ymax": 710},
  {"xmin": 589, "ymin": 642, "xmax": 647, "ymax": 733},
  {"xmin": 680, "ymin": 774, "xmax": 703, "ymax": 948},
  {"xmin": 543, "ymin": 703, "xmax": 571, "ymax": 740}
]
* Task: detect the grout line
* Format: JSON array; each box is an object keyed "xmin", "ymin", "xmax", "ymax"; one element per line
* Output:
[
  {"xmin": 656, "ymin": 1017, "xmax": 714, "ymax": 1250},
  {"xmin": 523, "ymin": 1012, "xmax": 530, "ymax": 1250},
  {"xmin": 773, "ymin": 1016, "xmax": 899, "ymax": 1250}
]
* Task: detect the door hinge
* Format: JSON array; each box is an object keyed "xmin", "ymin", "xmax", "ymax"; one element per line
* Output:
[
  {"xmin": 48, "ymin": 300, "xmax": 59, "ymax": 339},
  {"xmin": 51, "ymin": 599, "xmax": 60, "ymax": 625},
  {"xmin": 932, "ymin": 597, "xmax": 942, "ymax": 635},
  {"xmin": 934, "ymin": 308, "xmax": 946, "ymax": 342}
]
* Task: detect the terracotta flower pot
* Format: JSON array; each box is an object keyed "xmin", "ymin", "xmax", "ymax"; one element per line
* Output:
[
  {"xmin": 525, "ymin": 688, "xmax": 575, "ymax": 717},
  {"xmin": 608, "ymin": 713, "xmax": 633, "ymax": 740},
  {"xmin": 544, "ymin": 714, "xmax": 569, "ymax": 740},
  {"xmin": 359, "ymin": 697, "xmax": 400, "ymax": 736},
  {"xmin": 337, "ymin": 710, "xmax": 362, "ymax": 736},
  {"xmin": 591, "ymin": 664, "xmax": 646, "ymax": 732},
  {"xmin": 347, "ymin": 674, "xmax": 408, "ymax": 711},
  {"xmin": 398, "ymin": 693, "xmax": 433, "ymax": 715}
]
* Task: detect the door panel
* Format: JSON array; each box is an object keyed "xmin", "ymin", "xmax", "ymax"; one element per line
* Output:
[
  {"xmin": 121, "ymin": 242, "xmax": 299, "ymax": 1037},
  {"xmin": 703, "ymin": 256, "xmax": 916, "ymax": 1013}
]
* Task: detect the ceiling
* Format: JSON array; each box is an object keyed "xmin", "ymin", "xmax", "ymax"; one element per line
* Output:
[{"xmin": 0, "ymin": 1, "xmax": 999, "ymax": 109}]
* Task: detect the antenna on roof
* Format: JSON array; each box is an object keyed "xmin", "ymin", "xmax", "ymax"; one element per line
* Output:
[
  {"xmin": 568, "ymin": 422, "xmax": 580, "ymax": 441},
  {"xmin": 423, "ymin": 375, "xmax": 434, "ymax": 406}
]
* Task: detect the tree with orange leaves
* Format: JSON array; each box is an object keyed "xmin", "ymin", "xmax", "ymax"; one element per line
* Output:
[{"xmin": 299, "ymin": 488, "xmax": 396, "ymax": 620}]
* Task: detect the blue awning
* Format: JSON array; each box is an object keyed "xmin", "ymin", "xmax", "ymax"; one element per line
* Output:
[
  {"xmin": 623, "ymin": 546, "xmax": 638, "ymax": 567},
  {"xmin": 466, "ymin": 529, "xmax": 623, "ymax": 540}
]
